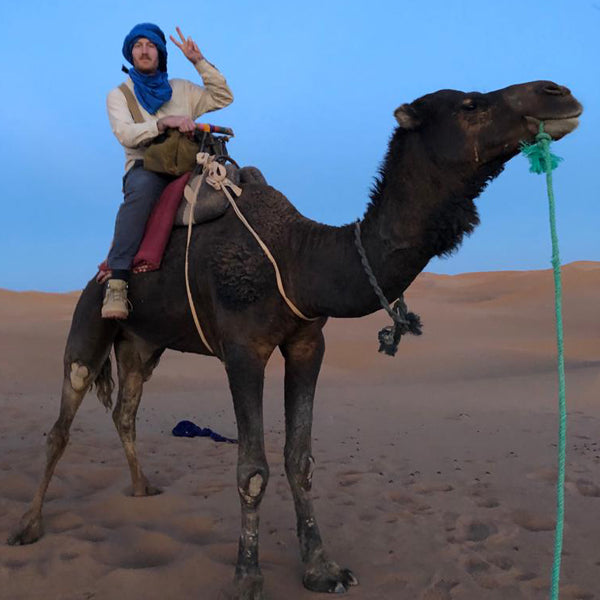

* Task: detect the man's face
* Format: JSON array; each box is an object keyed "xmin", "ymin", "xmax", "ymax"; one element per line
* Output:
[{"xmin": 132, "ymin": 37, "xmax": 159, "ymax": 74}]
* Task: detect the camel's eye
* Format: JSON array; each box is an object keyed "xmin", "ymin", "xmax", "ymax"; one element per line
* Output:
[{"xmin": 461, "ymin": 99, "xmax": 478, "ymax": 111}]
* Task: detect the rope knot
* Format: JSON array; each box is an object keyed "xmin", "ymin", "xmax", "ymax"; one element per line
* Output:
[
  {"xmin": 535, "ymin": 131, "xmax": 552, "ymax": 144},
  {"xmin": 195, "ymin": 152, "xmax": 212, "ymax": 167},
  {"xmin": 520, "ymin": 123, "xmax": 563, "ymax": 175},
  {"xmin": 205, "ymin": 162, "xmax": 228, "ymax": 190}
]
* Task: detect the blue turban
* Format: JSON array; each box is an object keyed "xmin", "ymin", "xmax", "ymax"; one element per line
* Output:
[
  {"xmin": 122, "ymin": 23, "xmax": 168, "ymax": 72},
  {"xmin": 122, "ymin": 23, "xmax": 172, "ymax": 115}
]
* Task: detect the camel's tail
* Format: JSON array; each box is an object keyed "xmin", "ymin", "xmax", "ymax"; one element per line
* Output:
[{"xmin": 94, "ymin": 355, "xmax": 114, "ymax": 410}]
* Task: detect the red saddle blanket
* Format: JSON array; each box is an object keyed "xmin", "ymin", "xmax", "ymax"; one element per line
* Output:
[{"xmin": 98, "ymin": 172, "xmax": 191, "ymax": 279}]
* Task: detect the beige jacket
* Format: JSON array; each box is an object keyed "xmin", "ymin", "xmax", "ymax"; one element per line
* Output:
[{"xmin": 107, "ymin": 59, "xmax": 234, "ymax": 172}]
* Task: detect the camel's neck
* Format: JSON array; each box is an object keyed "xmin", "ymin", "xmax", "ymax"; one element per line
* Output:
[
  {"xmin": 291, "ymin": 222, "xmax": 430, "ymax": 319},
  {"xmin": 292, "ymin": 132, "xmax": 505, "ymax": 318}
]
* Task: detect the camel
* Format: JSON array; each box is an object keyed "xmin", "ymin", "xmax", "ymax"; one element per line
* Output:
[{"xmin": 8, "ymin": 80, "xmax": 581, "ymax": 599}]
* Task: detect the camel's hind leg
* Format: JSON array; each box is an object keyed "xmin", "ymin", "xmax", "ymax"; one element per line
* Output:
[
  {"xmin": 112, "ymin": 333, "xmax": 164, "ymax": 496},
  {"xmin": 8, "ymin": 281, "xmax": 118, "ymax": 545},
  {"xmin": 281, "ymin": 327, "xmax": 358, "ymax": 593}
]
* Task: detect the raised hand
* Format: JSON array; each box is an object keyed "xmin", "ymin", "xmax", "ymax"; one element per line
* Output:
[{"xmin": 169, "ymin": 26, "xmax": 204, "ymax": 64}]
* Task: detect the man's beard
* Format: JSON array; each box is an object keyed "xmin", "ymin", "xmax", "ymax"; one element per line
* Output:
[{"xmin": 135, "ymin": 56, "xmax": 158, "ymax": 74}]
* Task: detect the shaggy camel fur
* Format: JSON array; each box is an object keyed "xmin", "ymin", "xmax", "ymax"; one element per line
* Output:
[{"xmin": 9, "ymin": 80, "xmax": 581, "ymax": 600}]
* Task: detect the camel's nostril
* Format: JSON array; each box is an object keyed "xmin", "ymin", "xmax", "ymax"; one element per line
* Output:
[{"xmin": 543, "ymin": 84, "xmax": 570, "ymax": 96}]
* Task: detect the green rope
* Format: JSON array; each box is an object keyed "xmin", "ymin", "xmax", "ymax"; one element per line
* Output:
[{"xmin": 521, "ymin": 124, "xmax": 567, "ymax": 600}]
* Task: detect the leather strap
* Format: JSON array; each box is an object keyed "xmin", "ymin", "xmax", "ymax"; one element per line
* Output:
[{"xmin": 119, "ymin": 83, "xmax": 145, "ymax": 124}]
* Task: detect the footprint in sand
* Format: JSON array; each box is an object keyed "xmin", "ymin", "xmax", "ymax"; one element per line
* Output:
[
  {"xmin": 72, "ymin": 524, "xmax": 109, "ymax": 543},
  {"xmin": 526, "ymin": 467, "xmax": 559, "ymax": 483},
  {"xmin": 47, "ymin": 510, "xmax": 84, "ymax": 534},
  {"xmin": 463, "ymin": 558, "xmax": 501, "ymax": 590},
  {"xmin": 60, "ymin": 551, "xmax": 79, "ymax": 561},
  {"xmin": 93, "ymin": 527, "xmax": 180, "ymax": 568},
  {"xmin": 451, "ymin": 517, "xmax": 497, "ymax": 543},
  {"xmin": 488, "ymin": 555, "xmax": 514, "ymax": 571},
  {"xmin": 205, "ymin": 542, "xmax": 238, "ymax": 567},
  {"xmin": 474, "ymin": 497, "xmax": 500, "ymax": 509},
  {"xmin": 337, "ymin": 471, "xmax": 364, "ymax": 487},
  {"xmin": 575, "ymin": 478, "xmax": 600, "ymax": 497},
  {"xmin": 358, "ymin": 512, "xmax": 377, "ymax": 522},
  {"xmin": 388, "ymin": 490, "xmax": 431, "ymax": 515},
  {"xmin": 468, "ymin": 481, "xmax": 493, "ymax": 497},
  {"xmin": 512, "ymin": 510, "xmax": 555, "ymax": 532},
  {"xmin": 412, "ymin": 482, "xmax": 454, "ymax": 495},
  {"xmin": 468, "ymin": 482, "xmax": 500, "ymax": 509},
  {"xmin": 560, "ymin": 584, "xmax": 594, "ymax": 600},
  {"xmin": 169, "ymin": 514, "xmax": 216, "ymax": 544},
  {"xmin": 515, "ymin": 571, "xmax": 538, "ymax": 582},
  {"xmin": 67, "ymin": 465, "xmax": 122, "ymax": 494},
  {"xmin": 3, "ymin": 558, "xmax": 26, "ymax": 570},
  {"xmin": 420, "ymin": 579, "xmax": 459, "ymax": 600}
]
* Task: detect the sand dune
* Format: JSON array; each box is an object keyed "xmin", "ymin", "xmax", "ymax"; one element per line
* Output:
[{"xmin": 0, "ymin": 262, "xmax": 599, "ymax": 599}]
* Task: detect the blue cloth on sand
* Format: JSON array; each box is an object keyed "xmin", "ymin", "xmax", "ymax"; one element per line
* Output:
[{"xmin": 172, "ymin": 420, "xmax": 237, "ymax": 443}]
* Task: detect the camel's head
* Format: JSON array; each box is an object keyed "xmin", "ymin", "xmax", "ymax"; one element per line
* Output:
[{"xmin": 393, "ymin": 81, "xmax": 582, "ymax": 167}]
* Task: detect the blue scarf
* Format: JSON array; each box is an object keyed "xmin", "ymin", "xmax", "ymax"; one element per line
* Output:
[
  {"xmin": 122, "ymin": 23, "xmax": 172, "ymax": 114},
  {"xmin": 128, "ymin": 68, "xmax": 172, "ymax": 115}
]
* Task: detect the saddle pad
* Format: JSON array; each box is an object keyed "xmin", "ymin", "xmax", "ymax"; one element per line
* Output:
[{"xmin": 97, "ymin": 166, "xmax": 268, "ymax": 276}]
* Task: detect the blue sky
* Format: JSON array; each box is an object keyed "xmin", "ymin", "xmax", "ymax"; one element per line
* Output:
[{"xmin": 2, "ymin": 1, "xmax": 598, "ymax": 292}]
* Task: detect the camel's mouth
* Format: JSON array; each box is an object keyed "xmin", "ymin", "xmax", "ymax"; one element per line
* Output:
[{"xmin": 524, "ymin": 112, "xmax": 582, "ymax": 140}]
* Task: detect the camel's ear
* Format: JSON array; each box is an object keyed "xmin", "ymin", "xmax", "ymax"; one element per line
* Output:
[{"xmin": 394, "ymin": 104, "xmax": 421, "ymax": 129}]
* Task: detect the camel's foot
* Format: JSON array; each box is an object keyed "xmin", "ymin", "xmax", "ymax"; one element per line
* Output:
[
  {"xmin": 132, "ymin": 477, "xmax": 162, "ymax": 497},
  {"xmin": 7, "ymin": 510, "xmax": 44, "ymax": 546},
  {"xmin": 303, "ymin": 556, "xmax": 358, "ymax": 594},
  {"xmin": 234, "ymin": 573, "xmax": 264, "ymax": 600}
]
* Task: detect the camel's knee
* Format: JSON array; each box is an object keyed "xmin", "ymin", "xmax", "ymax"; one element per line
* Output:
[
  {"xmin": 69, "ymin": 362, "xmax": 91, "ymax": 392},
  {"xmin": 285, "ymin": 453, "xmax": 315, "ymax": 491},
  {"xmin": 46, "ymin": 424, "xmax": 69, "ymax": 459},
  {"xmin": 111, "ymin": 406, "xmax": 135, "ymax": 438},
  {"xmin": 237, "ymin": 464, "xmax": 269, "ymax": 508}
]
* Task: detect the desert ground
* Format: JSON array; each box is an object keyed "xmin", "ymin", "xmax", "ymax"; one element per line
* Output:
[{"xmin": 0, "ymin": 262, "xmax": 599, "ymax": 600}]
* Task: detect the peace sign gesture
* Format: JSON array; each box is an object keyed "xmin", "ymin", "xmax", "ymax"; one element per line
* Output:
[{"xmin": 170, "ymin": 26, "xmax": 204, "ymax": 64}]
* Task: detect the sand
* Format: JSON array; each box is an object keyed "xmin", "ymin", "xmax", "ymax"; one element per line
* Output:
[{"xmin": 0, "ymin": 262, "xmax": 599, "ymax": 600}]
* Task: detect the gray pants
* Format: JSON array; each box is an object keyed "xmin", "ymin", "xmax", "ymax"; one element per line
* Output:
[{"xmin": 107, "ymin": 164, "xmax": 175, "ymax": 271}]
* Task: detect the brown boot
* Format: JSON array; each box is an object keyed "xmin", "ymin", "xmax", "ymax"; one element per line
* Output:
[{"xmin": 101, "ymin": 279, "xmax": 129, "ymax": 319}]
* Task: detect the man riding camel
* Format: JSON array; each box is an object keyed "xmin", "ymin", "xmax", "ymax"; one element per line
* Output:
[{"xmin": 103, "ymin": 23, "xmax": 233, "ymax": 319}]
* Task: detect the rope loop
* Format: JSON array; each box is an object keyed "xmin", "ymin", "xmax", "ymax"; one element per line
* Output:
[{"xmin": 353, "ymin": 221, "xmax": 422, "ymax": 356}]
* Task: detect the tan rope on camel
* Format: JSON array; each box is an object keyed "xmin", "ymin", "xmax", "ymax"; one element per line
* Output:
[
  {"xmin": 184, "ymin": 158, "xmax": 215, "ymax": 355},
  {"xmin": 183, "ymin": 154, "xmax": 318, "ymax": 351}
]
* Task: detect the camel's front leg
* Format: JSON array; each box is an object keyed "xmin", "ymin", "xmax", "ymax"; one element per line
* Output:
[
  {"xmin": 225, "ymin": 344, "xmax": 270, "ymax": 600},
  {"xmin": 281, "ymin": 329, "xmax": 358, "ymax": 593}
]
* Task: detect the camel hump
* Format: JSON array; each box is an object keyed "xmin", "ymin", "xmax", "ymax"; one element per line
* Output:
[
  {"xmin": 238, "ymin": 166, "xmax": 268, "ymax": 186},
  {"xmin": 173, "ymin": 164, "xmax": 268, "ymax": 227}
]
